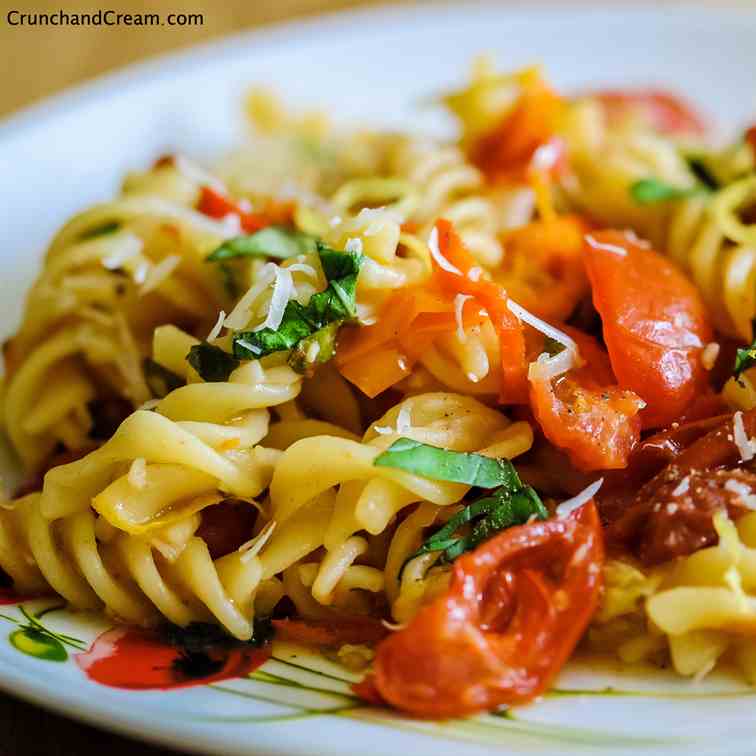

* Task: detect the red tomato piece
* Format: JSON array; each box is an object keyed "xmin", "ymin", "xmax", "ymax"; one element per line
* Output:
[
  {"xmin": 197, "ymin": 186, "xmax": 291, "ymax": 233},
  {"xmin": 271, "ymin": 617, "xmax": 388, "ymax": 647},
  {"xmin": 355, "ymin": 502, "xmax": 604, "ymax": 718},
  {"xmin": 583, "ymin": 230, "xmax": 712, "ymax": 429},
  {"xmin": 434, "ymin": 219, "xmax": 528, "ymax": 402},
  {"xmin": 589, "ymin": 89, "xmax": 708, "ymax": 136},
  {"xmin": 530, "ymin": 328, "xmax": 644, "ymax": 471}
]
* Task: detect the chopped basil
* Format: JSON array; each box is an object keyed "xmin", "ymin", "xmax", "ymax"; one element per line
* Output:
[
  {"xmin": 686, "ymin": 155, "xmax": 720, "ymax": 190},
  {"xmin": 231, "ymin": 244, "xmax": 364, "ymax": 360},
  {"xmin": 288, "ymin": 322, "xmax": 339, "ymax": 375},
  {"xmin": 143, "ymin": 358, "xmax": 185, "ymax": 398},
  {"xmin": 630, "ymin": 178, "xmax": 708, "ymax": 205},
  {"xmin": 734, "ymin": 330, "xmax": 756, "ymax": 386},
  {"xmin": 374, "ymin": 438, "xmax": 522, "ymax": 488},
  {"xmin": 79, "ymin": 220, "xmax": 121, "ymax": 241},
  {"xmin": 375, "ymin": 439, "xmax": 547, "ymax": 566},
  {"xmin": 543, "ymin": 335, "xmax": 566, "ymax": 357},
  {"xmin": 207, "ymin": 226, "xmax": 318, "ymax": 262},
  {"xmin": 186, "ymin": 342, "xmax": 240, "ymax": 382},
  {"xmin": 411, "ymin": 485, "xmax": 548, "ymax": 564}
]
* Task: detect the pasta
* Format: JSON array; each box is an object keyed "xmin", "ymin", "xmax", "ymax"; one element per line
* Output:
[{"xmin": 5, "ymin": 58, "xmax": 756, "ymax": 719}]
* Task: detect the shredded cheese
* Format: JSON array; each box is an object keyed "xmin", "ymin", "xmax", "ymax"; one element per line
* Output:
[
  {"xmin": 140, "ymin": 255, "xmax": 180, "ymax": 296},
  {"xmin": 253, "ymin": 266, "xmax": 293, "ymax": 333},
  {"xmin": 428, "ymin": 226, "xmax": 462, "ymax": 275},
  {"xmin": 238, "ymin": 520, "xmax": 276, "ymax": 563},
  {"xmin": 556, "ymin": 478, "xmax": 604, "ymax": 518},
  {"xmin": 724, "ymin": 478, "xmax": 756, "ymax": 510},
  {"xmin": 345, "ymin": 237, "xmax": 364, "ymax": 254},
  {"xmin": 454, "ymin": 294, "xmax": 473, "ymax": 342},
  {"xmin": 733, "ymin": 411, "xmax": 756, "ymax": 462},
  {"xmin": 224, "ymin": 263, "xmax": 277, "ymax": 330},
  {"xmin": 671, "ymin": 476, "xmax": 690, "ymax": 497},
  {"xmin": 207, "ymin": 310, "xmax": 226, "ymax": 341},
  {"xmin": 585, "ymin": 234, "xmax": 628, "ymax": 257},
  {"xmin": 506, "ymin": 299, "xmax": 581, "ymax": 356}
]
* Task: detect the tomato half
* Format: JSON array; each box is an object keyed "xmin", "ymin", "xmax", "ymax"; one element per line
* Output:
[
  {"xmin": 529, "ymin": 327, "xmax": 644, "ymax": 471},
  {"xmin": 589, "ymin": 89, "xmax": 708, "ymax": 136},
  {"xmin": 584, "ymin": 230, "xmax": 712, "ymax": 429},
  {"xmin": 355, "ymin": 502, "xmax": 603, "ymax": 718}
]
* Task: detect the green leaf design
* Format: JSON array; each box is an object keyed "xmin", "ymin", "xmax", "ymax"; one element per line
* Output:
[
  {"xmin": 9, "ymin": 627, "xmax": 67, "ymax": 662},
  {"xmin": 630, "ymin": 178, "xmax": 707, "ymax": 205},
  {"xmin": 207, "ymin": 227, "xmax": 318, "ymax": 262}
]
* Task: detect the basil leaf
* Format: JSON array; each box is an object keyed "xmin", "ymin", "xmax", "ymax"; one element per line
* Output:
[
  {"xmin": 374, "ymin": 438, "xmax": 521, "ymax": 488},
  {"xmin": 734, "ymin": 330, "xmax": 756, "ymax": 386},
  {"xmin": 187, "ymin": 343, "xmax": 240, "ymax": 382},
  {"xmin": 543, "ymin": 335, "xmax": 565, "ymax": 357},
  {"xmin": 207, "ymin": 227, "xmax": 318, "ymax": 262},
  {"xmin": 231, "ymin": 247, "xmax": 364, "ymax": 360},
  {"xmin": 79, "ymin": 220, "xmax": 120, "ymax": 241},
  {"xmin": 233, "ymin": 301, "xmax": 314, "ymax": 359},
  {"xmin": 630, "ymin": 178, "xmax": 707, "ymax": 205},
  {"xmin": 143, "ymin": 358, "xmax": 185, "ymax": 398},
  {"xmin": 288, "ymin": 322, "xmax": 339, "ymax": 375}
]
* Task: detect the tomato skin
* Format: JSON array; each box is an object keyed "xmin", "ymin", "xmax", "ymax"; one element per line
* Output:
[
  {"xmin": 589, "ymin": 89, "xmax": 708, "ymax": 136},
  {"xmin": 584, "ymin": 230, "xmax": 712, "ymax": 429},
  {"xmin": 434, "ymin": 219, "xmax": 528, "ymax": 402},
  {"xmin": 530, "ymin": 328, "xmax": 644, "ymax": 472},
  {"xmin": 357, "ymin": 502, "xmax": 603, "ymax": 718}
]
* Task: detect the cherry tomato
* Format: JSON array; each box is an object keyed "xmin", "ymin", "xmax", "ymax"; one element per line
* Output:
[
  {"xmin": 355, "ymin": 502, "xmax": 604, "ymax": 718},
  {"xmin": 589, "ymin": 89, "xmax": 708, "ymax": 136},
  {"xmin": 434, "ymin": 219, "xmax": 528, "ymax": 402},
  {"xmin": 530, "ymin": 328, "xmax": 644, "ymax": 471},
  {"xmin": 583, "ymin": 230, "xmax": 712, "ymax": 429},
  {"xmin": 197, "ymin": 186, "xmax": 293, "ymax": 233}
]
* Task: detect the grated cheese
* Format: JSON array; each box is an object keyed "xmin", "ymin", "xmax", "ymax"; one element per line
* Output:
[
  {"xmin": 207, "ymin": 310, "xmax": 226, "ymax": 341},
  {"xmin": 585, "ymin": 234, "xmax": 628, "ymax": 257},
  {"xmin": 345, "ymin": 237, "xmax": 364, "ymax": 254},
  {"xmin": 507, "ymin": 299, "xmax": 581, "ymax": 357},
  {"xmin": 253, "ymin": 266, "xmax": 293, "ymax": 333},
  {"xmin": 467, "ymin": 266, "xmax": 483, "ymax": 282},
  {"xmin": 428, "ymin": 226, "xmax": 462, "ymax": 275},
  {"xmin": 139, "ymin": 255, "xmax": 181, "ymax": 296},
  {"xmin": 238, "ymin": 520, "xmax": 276, "ymax": 563},
  {"xmin": 224, "ymin": 262, "xmax": 277, "ymax": 330},
  {"xmin": 375, "ymin": 404, "xmax": 413, "ymax": 436},
  {"xmin": 454, "ymin": 293, "xmax": 473, "ymax": 343},
  {"xmin": 724, "ymin": 478, "xmax": 756, "ymax": 510},
  {"xmin": 556, "ymin": 478, "xmax": 604, "ymax": 518},
  {"xmin": 671, "ymin": 476, "xmax": 690, "ymax": 497},
  {"xmin": 733, "ymin": 411, "xmax": 756, "ymax": 462},
  {"xmin": 127, "ymin": 458, "xmax": 147, "ymax": 490}
]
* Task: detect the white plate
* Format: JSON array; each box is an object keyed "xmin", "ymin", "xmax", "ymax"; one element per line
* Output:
[{"xmin": 2, "ymin": 4, "xmax": 756, "ymax": 754}]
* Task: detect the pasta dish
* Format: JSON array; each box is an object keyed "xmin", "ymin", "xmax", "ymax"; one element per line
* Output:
[{"xmin": 3, "ymin": 59, "xmax": 756, "ymax": 717}]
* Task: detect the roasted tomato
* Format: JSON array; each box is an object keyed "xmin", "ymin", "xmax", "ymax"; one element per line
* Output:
[
  {"xmin": 529, "ymin": 328, "xmax": 644, "ymax": 471},
  {"xmin": 589, "ymin": 89, "xmax": 708, "ymax": 136},
  {"xmin": 355, "ymin": 502, "xmax": 603, "ymax": 718},
  {"xmin": 584, "ymin": 230, "xmax": 712, "ymax": 429},
  {"xmin": 606, "ymin": 409, "xmax": 756, "ymax": 564}
]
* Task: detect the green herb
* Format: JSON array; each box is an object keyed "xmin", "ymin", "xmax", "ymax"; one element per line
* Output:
[
  {"xmin": 231, "ymin": 244, "xmax": 364, "ymax": 360},
  {"xmin": 734, "ymin": 328, "xmax": 756, "ymax": 386},
  {"xmin": 207, "ymin": 226, "xmax": 318, "ymax": 262},
  {"xmin": 410, "ymin": 484, "xmax": 548, "ymax": 564},
  {"xmin": 143, "ymin": 358, "xmax": 185, "ymax": 398},
  {"xmin": 543, "ymin": 336, "xmax": 566, "ymax": 357},
  {"xmin": 630, "ymin": 178, "xmax": 708, "ymax": 205},
  {"xmin": 79, "ymin": 220, "xmax": 121, "ymax": 241},
  {"xmin": 219, "ymin": 261, "xmax": 240, "ymax": 298},
  {"xmin": 374, "ymin": 438, "xmax": 522, "ymax": 488},
  {"xmin": 187, "ymin": 342, "xmax": 240, "ymax": 382},
  {"xmin": 686, "ymin": 155, "xmax": 720, "ymax": 190},
  {"xmin": 374, "ymin": 439, "xmax": 547, "ymax": 567},
  {"xmin": 288, "ymin": 322, "xmax": 339, "ymax": 375}
]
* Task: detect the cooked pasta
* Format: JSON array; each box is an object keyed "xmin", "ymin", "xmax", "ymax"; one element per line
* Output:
[{"xmin": 5, "ymin": 58, "xmax": 756, "ymax": 719}]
